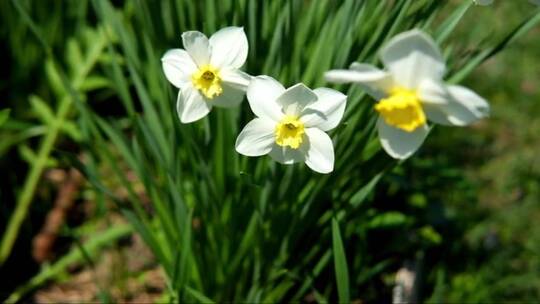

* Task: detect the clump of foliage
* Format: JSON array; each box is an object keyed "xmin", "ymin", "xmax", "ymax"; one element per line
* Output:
[{"xmin": 1, "ymin": 0, "xmax": 540, "ymax": 303}]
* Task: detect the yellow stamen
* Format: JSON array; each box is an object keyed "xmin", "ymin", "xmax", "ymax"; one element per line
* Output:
[
  {"xmin": 375, "ymin": 87, "xmax": 426, "ymax": 132},
  {"xmin": 191, "ymin": 64, "xmax": 223, "ymax": 99},
  {"xmin": 275, "ymin": 115, "xmax": 305, "ymax": 149}
]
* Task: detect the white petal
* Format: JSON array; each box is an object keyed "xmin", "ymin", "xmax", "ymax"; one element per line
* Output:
[
  {"xmin": 300, "ymin": 88, "xmax": 347, "ymax": 131},
  {"xmin": 209, "ymin": 27, "xmax": 248, "ymax": 69},
  {"xmin": 268, "ymin": 145, "xmax": 305, "ymax": 164},
  {"xmin": 418, "ymin": 79, "xmax": 490, "ymax": 126},
  {"xmin": 182, "ymin": 31, "xmax": 211, "ymax": 66},
  {"xmin": 161, "ymin": 49, "xmax": 197, "ymax": 88},
  {"xmin": 277, "ymin": 83, "xmax": 318, "ymax": 116},
  {"xmin": 325, "ymin": 63, "xmax": 389, "ymax": 83},
  {"xmin": 422, "ymin": 105, "xmax": 453, "ymax": 126},
  {"xmin": 445, "ymin": 86, "xmax": 490, "ymax": 123},
  {"xmin": 377, "ymin": 117, "xmax": 429, "ymax": 159},
  {"xmin": 324, "ymin": 69, "xmax": 376, "ymax": 83},
  {"xmin": 325, "ymin": 64, "xmax": 394, "ymax": 99},
  {"xmin": 177, "ymin": 87, "xmax": 212, "ymax": 123},
  {"xmin": 221, "ymin": 68, "xmax": 252, "ymax": 91},
  {"xmin": 247, "ymin": 76, "xmax": 285, "ymax": 122},
  {"xmin": 235, "ymin": 118, "xmax": 276, "ymax": 156},
  {"xmin": 210, "ymin": 83, "xmax": 245, "ymax": 108},
  {"xmin": 349, "ymin": 62, "xmax": 385, "ymax": 72},
  {"xmin": 304, "ymin": 128, "xmax": 334, "ymax": 174},
  {"xmin": 418, "ymin": 79, "xmax": 455, "ymax": 125},
  {"xmin": 381, "ymin": 29, "xmax": 445, "ymax": 89},
  {"xmin": 417, "ymin": 78, "xmax": 448, "ymax": 105}
]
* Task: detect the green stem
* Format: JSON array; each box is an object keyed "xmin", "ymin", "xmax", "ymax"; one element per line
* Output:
[
  {"xmin": 0, "ymin": 28, "xmax": 106, "ymax": 265},
  {"xmin": 0, "ymin": 96, "xmax": 71, "ymax": 265}
]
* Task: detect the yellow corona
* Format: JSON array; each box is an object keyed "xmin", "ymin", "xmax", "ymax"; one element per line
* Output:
[
  {"xmin": 191, "ymin": 65, "xmax": 223, "ymax": 99},
  {"xmin": 375, "ymin": 87, "xmax": 426, "ymax": 132},
  {"xmin": 275, "ymin": 115, "xmax": 305, "ymax": 149}
]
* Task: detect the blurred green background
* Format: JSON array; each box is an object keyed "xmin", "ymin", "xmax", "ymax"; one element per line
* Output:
[
  {"xmin": 429, "ymin": 2, "xmax": 540, "ymax": 301},
  {"xmin": 396, "ymin": 2, "xmax": 540, "ymax": 301},
  {"xmin": 0, "ymin": 0, "xmax": 539, "ymax": 303}
]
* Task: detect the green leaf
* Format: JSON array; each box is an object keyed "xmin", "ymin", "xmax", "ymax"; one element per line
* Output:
[
  {"xmin": 263, "ymin": 281, "xmax": 295, "ymax": 303},
  {"xmin": 349, "ymin": 172, "xmax": 383, "ymax": 207},
  {"xmin": 18, "ymin": 144, "xmax": 56, "ymax": 167},
  {"xmin": 367, "ymin": 212, "xmax": 409, "ymax": 229},
  {"xmin": 356, "ymin": 259, "xmax": 392, "ymax": 285},
  {"xmin": 184, "ymin": 286, "xmax": 215, "ymax": 304},
  {"xmin": 66, "ymin": 38, "xmax": 84, "ymax": 75},
  {"xmin": 293, "ymin": 250, "xmax": 332, "ymax": 300},
  {"xmin": 229, "ymin": 212, "xmax": 259, "ymax": 274},
  {"xmin": 18, "ymin": 144, "xmax": 37, "ymax": 164},
  {"xmin": 80, "ymin": 76, "xmax": 111, "ymax": 91},
  {"xmin": 332, "ymin": 218, "xmax": 350, "ymax": 303},
  {"xmin": 0, "ymin": 109, "xmax": 10, "ymax": 127},
  {"xmin": 419, "ymin": 226, "xmax": 442, "ymax": 245},
  {"xmin": 60, "ymin": 121, "xmax": 83, "ymax": 142},
  {"xmin": 435, "ymin": 1, "xmax": 471, "ymax": 44},
  {"xmin": 173, "ymin": 210, "xmax": 193, "ymax": 292},
  {"xmin": 122, "ymin": 210, "xmax": 171, "ymax": 270},
  {"xmin": 44, "ymin": 59, "xmax": 66, "ymax": 98},
  {"xmin": 450, "ymin": 10, "xmax": 540, "ymax": 84},
  {"xmin": 29, "ymin": 95, "xmax": 55, "ymax": 125}
]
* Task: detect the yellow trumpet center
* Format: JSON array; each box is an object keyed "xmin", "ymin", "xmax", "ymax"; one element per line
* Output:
[
  {"xmin": 275, "ymin": 115, "xmax": 305, "ymax": 149},
  {"xmin": 375, "ymin": 88, "xmax": 426, "ymax": 132},
  {"xmin": 191, "ymin": 65, "xmax": 223, "ymax": 99}
]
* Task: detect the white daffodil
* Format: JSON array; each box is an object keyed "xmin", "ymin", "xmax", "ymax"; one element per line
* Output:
[
  {"xmin": 325, "ymin": 29, "xmax": 489, "ymax": 159},
  {"xmin": 161, "ymin": 26, "xmax": 251, "ymax": 123},
  {"xmin": 235, "ymin": 76, "xmax": 347, "ymax": 174}
]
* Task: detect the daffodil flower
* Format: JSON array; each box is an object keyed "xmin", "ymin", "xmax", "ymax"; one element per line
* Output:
[
  {"xmin": 235, "ymin": 76, "xmax": 347, "ymax": 174},
  {"xmin": 325, "ymin": 29, "xmax": 489, "ymax": 159},
  {"xmin": 162, "ymin": 27, "xmax": 251, "ymax": 123}
]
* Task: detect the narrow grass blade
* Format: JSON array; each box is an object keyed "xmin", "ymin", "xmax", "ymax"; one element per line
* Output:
[
  {"xmin": 435, "ymin": 1, "xmax": 472, "ymax": 44},
  {"xmin": 332, "ymin": 218, "xmax": 350, "ymax": 303},
  {"xmin": 184, "ymin": 286, "xmax": 215, "ymax": 304},
  {"xmin": 450, "ymin": 10, "xmax": 540, "ymax": 84}
]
